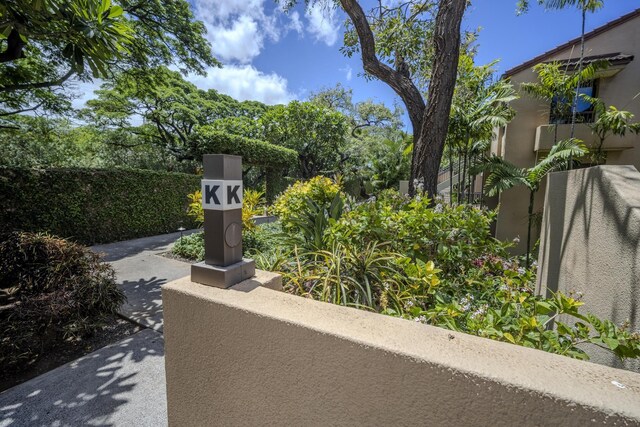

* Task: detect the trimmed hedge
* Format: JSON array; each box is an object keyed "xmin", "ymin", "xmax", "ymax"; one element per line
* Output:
[
  {"xmin": 193, "ymin": 127, "xmax": 298, "ymax": 168},
  {"xmin": 0, "ymin": 167, "xmax": 200, "ymax": 245}
]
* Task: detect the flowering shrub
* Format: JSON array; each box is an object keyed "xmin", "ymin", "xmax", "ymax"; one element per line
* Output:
[
  {"xmin": 255, "ymin": 180, "xmax": 640, "ymax": 362},
  {"xmin": 328, "ymin": 190, "xmax": 509, "ymax": 280}
]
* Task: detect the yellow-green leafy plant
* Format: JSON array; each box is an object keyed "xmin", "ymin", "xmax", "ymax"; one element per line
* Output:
[
  {"xmin": 272, "ymin": 176, "xmax": 342, "ymax": 229},
  {"xmin": 187, "ymin": 190, "xmax": 204, "ymax": 227},
  {"xmin": 242, "ymin": 189, "xmax": 265, "ymax": 232},
  {"xmin": 186, "ymin": 188, "xmax": 265, "ymax": 230},
  {"xmin": 263, "ymin": 189, "xmax": 640, "ymax": 362}
]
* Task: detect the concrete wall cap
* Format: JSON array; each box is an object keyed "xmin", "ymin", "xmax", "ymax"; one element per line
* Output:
[{"xmin": 163, "ymin": 275, "xmax": 640, "ymax": 420}]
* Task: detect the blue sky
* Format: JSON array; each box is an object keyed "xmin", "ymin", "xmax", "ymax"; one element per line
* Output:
[{"xmin": 77, "ymin": 1, "xmax": 640, "ymax": 127}]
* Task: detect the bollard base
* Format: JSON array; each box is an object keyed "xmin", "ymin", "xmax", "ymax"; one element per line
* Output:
[{"xmin": 191, "ymin": 259, "xmax": 256, "ymax": 289}]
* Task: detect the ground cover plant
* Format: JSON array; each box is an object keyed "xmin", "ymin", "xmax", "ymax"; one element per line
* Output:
[{"xmin": 0, "ymin": 232, "xmax": 126, "ymax": 374}]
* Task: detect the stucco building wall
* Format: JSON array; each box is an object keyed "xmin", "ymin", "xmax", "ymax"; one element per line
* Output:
[
  {"xmin": 537, "ymin": 166, "xmax": 640, "ymax": 372},
  {"xmin": 163, "ymin": 275, "xmax": 640, "ymax": 426},
  {"xmin": 491, "ymin": 10, "xmax": 640, "ymax": 252}
]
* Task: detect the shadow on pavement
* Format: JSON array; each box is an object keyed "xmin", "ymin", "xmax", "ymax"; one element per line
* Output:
[
  {"xmin": 0, "ymin": 330, "xmax": 166, "ymax": 427},
  {"xmin": 119, "ymin": 277, "xmax": 167, "ymax": 331}
]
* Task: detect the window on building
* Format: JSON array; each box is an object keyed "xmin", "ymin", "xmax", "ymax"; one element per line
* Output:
[{"xmin": 549, "ymin": 79, "xmax": 598, "ymax": 124}]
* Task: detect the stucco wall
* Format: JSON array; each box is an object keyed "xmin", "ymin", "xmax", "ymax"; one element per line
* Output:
[
  {"xmin": 493, "ymin": 13, "xmax": 640, "ymax": 252},
  {"xmin": 537, "ymin": 165, "xmax": 640, "ymax": 371},
  {"xmin": 163, "ymin": 274, "xmax": 640, "ymax": 426}
]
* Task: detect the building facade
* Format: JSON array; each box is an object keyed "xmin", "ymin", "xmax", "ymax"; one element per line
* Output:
[{"xmin": 489, "ymin": 9, "xmax": 640, "ymax": 253}]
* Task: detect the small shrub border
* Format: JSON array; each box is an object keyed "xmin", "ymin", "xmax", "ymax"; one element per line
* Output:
[
  {"xmin": 0, "ymin": 167, "xmax": 200, "ymax": 244},
  {"xmin": 0, "ymin": 232, "xmax": 126, "ymax": 372}
]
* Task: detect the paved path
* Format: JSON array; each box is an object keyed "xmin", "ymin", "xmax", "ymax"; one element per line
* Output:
[
  {"xmin": 1, "ymin": 231, "xmax": 199, "ymax": 426},
  {"xmin": 92, "ymin": 230, "xmax": 198, "ymax": 331},
  {"xmin": 0, "ymin": 330, "xmax": 166, "ymax": 427}
]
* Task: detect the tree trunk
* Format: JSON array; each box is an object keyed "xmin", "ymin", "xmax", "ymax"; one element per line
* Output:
[
  {"xmin": 467, "ymin": 154, "xmax": 474, "ymax": 204},
  {"xmin": 456, "ymin": 148, "xmax": 462, "ymax": 204},
  {"xmin": 461, "ymin": 140, "xmax": 468, "ymax": 202},
  {"xmin": 411, "ymin": 0, "xmax": 466, "ymax": 199},
  {"xmin": 340, "ymin": 0, "xmax": 465, "ymax": 199}
]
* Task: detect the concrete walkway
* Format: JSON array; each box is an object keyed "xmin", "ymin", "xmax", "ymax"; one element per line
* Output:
[
  {"xmin": 92, "ymin": 230, "xmax": 198, "ymax": 331},
  {"xmin": 1, "ymin": 231, "xmax": 198, "ymax": 426}
]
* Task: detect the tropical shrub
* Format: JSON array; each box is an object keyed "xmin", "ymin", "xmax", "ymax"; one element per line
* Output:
[
  {"xmin": 328, "ymin": 190, "xmax": 508, "ymax": 280},
  {"xmin": 243, "ymin": 222, "xmax": 282, "ymax": 256},
  {"xmin": 172, "ymin": 231, "xmax": 205, "ymax": 261},
  {"xmin": 242, "ymin": 189, "xmax": 266, "ymax": 232},
  {"xmin": 0, "ymin": 232, "xmax": 125, "ymax": 371},
  {"xmin": 272, "ymin": 176, "xmax": 342, "ymax": 230},
  {"xmin": 254, "ymin": 181, "xmax": 640, "ymax": 362},
  {"xmin": 172, "ymin": 221, "xmax": 282, "ymax": 261}
]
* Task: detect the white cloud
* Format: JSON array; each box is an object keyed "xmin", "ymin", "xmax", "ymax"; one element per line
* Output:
[
  {"xmin": 340, "ymin": 65, "xmax": 353, "ymax": 81},
  {"xmin": 206, "ymin": 16, "xmax": 263, "ymax": 63},
  {"xmin": 195, "ymin": 0, "xmax": 265, "ymax": 21},
  {"xmin": 193, "ymin": 0, "xmax": 285, "ymax": 64},
  {"xmin": 288, "ymin": 11, "xmax": 304, "ymax": 35},
  {"xmin": 305, "ymin": 3, "xmax": 340, "ymax": 46},
  {"xmin": 188, "ymin": 65, "xmax": 294, "ymax": 105}
]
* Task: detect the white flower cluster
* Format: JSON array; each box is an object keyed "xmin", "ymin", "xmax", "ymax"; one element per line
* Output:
[
  {"xmin": 434, "ymin": 203, "xmax": 443, "ymax": 213},
  {"xmin": 413, "ymin": 178, "xmax": 425, "ymax": 193},
  {"xmin": 414, "ymin": 315, "xmax": 427, "ymax": 323},
  {"xmin": 459, "ymin": 295, "xmax": 474, "ymax": 312},
  {"xmin": 470, "ymin": 304, "xmax": 488, "ymax": 320}
]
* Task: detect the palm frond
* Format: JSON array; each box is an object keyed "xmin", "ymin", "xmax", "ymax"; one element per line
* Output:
[
  {"xmin": 529, "ymin": 138, "xmax": 586, "ymax": 184},
  {"xmin": 479, "ymin": 155, "xmax": 530, "ymax": 196}
]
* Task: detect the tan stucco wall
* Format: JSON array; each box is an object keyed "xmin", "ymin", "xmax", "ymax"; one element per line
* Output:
[
  {"xmin": 537, "ymin": 165, "xmax": 640, "ymax": 372},
  {"xmin": 163, "ymin": 274, "xmax": 640, "ymax": 426},
  {"xmin": 493, "ymin": 14, "xmax": 640, "ymax": 253}
]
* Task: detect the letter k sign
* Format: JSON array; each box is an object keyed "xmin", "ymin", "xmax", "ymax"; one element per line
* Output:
[
  {"xmin": 205, "ymin": 184, "xmax": 220, "ymax": 205},
  {"xmin": 201, "ymin": 180, "xmax": 243, "ymax": 211}
]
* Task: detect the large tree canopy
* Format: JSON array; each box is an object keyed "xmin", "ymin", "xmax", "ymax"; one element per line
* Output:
[
  {"xmin": 85, "ymin": 66, "xmax": 298, "ymax": 170},
  {"xmin": 85, "ymin": 67, "xmax": 271, "ymax": 161},
  {"xmin": 260, "ymin": 101, "xmax": 349, "ymax": 179},
  {"xmin": 0, "ymin": 0, "xmax": 218, "ymax": 127}
]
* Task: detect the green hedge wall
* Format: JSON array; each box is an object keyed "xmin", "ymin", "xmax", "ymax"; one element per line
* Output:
[
  {"xmin": 193, "ymin": 127, "xmax": 298, "ymax": 168},
  {"xmin": 1, "ymin": 167, "xmax": 200, "ymax": 245}
]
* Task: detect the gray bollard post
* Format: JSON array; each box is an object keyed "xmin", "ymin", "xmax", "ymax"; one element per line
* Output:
[{"xmin": 191, "ymin": 154, "xmax": 256, "ymax": 288}]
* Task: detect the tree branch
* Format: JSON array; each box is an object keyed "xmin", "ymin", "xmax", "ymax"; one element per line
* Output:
[
  {"xmin": 0, "ymin": 68, "xmax": 76, "ymax": 93},
  {"xmin": 0, "ymin": 102, "xmax": 44, "ymax": 117},
  {"xmin": 339, "ymin": 0, "xmax": 425, "ymax": 132}
]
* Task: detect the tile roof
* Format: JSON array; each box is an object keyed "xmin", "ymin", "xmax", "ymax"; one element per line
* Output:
[
  {"xmin": 503, "ymin": 8, "xmax": 640, "ymax": 78},
  {"xmin": 544, "ymin": 52, "xmax": 635, "ymax": 71}
]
